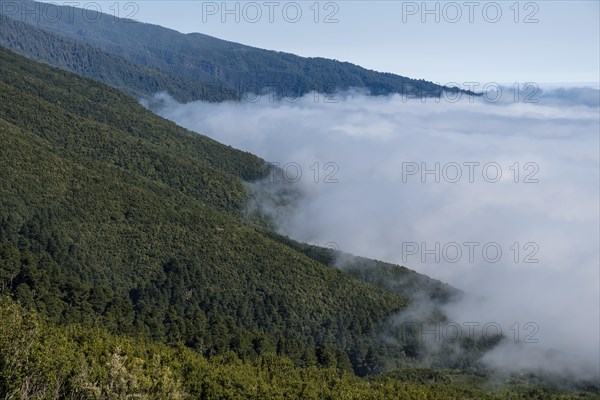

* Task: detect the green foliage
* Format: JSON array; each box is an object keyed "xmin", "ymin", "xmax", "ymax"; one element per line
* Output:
[{"xmin": 2, "ymin": 299, "xmax": 596, "ymax": 399}]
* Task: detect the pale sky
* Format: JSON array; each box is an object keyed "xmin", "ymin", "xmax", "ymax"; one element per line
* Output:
[{"xmin": 36, "ymin": 1, "xmax": 600, "ymax": 85}]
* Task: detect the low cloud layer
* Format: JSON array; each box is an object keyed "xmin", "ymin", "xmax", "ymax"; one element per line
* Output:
[{"xmin": 145, "ymin": 87, "xmax": 600, "ymax": 382}]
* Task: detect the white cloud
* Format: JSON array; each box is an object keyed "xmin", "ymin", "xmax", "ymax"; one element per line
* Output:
[{"xmin": 145, "ymin": 88, "xmax": 600, "ymax": 382}]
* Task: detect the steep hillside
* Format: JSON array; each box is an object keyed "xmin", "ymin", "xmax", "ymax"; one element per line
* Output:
[
  {"xmin": 0, "ymin": 14, "xmax": 237, "ymax": 102},
  {"xmin": 0, "ymin": 0, "xmax": 477, "ymax": 101},
  {"xmin": 0, "ymin": 45, "xmax": 441, "ymax": 375}
]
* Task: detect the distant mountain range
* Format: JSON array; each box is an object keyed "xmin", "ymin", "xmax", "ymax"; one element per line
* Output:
[{"xmin": 0, "ymin": 0, "xmax": 478, "ymax": 102}]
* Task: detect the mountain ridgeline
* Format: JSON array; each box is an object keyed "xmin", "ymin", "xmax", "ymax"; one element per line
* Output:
[
  {"xmin": 0, "ymin": 0, "xmax": 479, "ymax": 102},
  {"xmin": 0, "ymin": 13, "xmax": 238, "ymax": 102}
]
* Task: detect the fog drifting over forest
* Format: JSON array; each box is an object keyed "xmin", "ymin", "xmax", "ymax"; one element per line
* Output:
[{"xmin": 145, "ymin": 86, "xmax": 600, "ymax": 381}]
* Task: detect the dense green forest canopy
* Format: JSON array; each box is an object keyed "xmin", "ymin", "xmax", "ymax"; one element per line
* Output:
[{"xmin": 3, "ymin": 298, "xmax": 597, "ymax": 399}]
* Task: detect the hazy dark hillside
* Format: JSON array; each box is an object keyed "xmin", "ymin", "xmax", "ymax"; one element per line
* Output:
[
  {"xmin": 0, "ymin": 0, "xmax": 478, "ymax": 102},
  {"xmin": 0, "ymin": 14, "xmax": 237, "ymax": 102}
]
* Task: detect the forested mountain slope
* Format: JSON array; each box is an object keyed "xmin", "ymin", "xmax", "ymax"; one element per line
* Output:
[
  {"xmin": 0, "ymin": 0, "xmax": 478, "ymax": 102},
  {"xmin": 0, "ymin": 14, "xmax": 237, "ymax": 101},
  {"xmin": 0, "ymin": 45, "xmax": 460, "ymax": 375}
]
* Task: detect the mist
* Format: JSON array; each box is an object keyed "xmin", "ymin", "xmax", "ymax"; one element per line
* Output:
[{"xmin": 143, "ymin": 87, "xmax": 600, "ymax": 382}]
